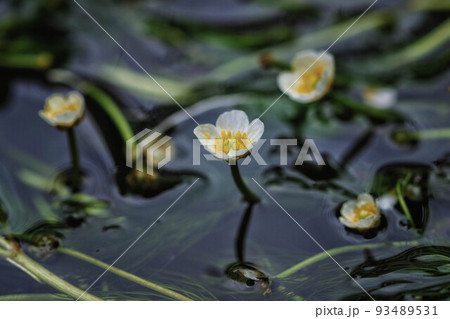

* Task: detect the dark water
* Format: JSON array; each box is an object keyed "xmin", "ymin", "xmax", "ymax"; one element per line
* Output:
[{"xmin": 0, "ymin": 0, "xmax": 449, "ymax": 300}]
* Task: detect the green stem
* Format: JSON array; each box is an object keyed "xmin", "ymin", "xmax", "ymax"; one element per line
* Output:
[
  {"xmin": 396, "ymin": 179, "xmax": 416, "ymax": 229},
  {"xmin": 414, "ymin": 128, "xmax": 450, "ymax": 140},
  {"xmin": 235, "ymin": 203, "xmax": 254, "ymax": 261},
  {"xmin": 259, "ymin": 53, "xmax": 291, "ymax": 70},
  {"xmin": 374, "ymin": 18, "xmax": 450, "ymax": 71},
  {"xmin": 271, "ymin": 60, "xmax": 291, "ymax": 71},
  {"xmin": 402, "ymin": 172, "xmax": 413, "ymax": 187},
  {"xmin": 392, "ymin": 128, "xmax": 450, "ymax": 145},
  {"xmin": 230, "ymin": 164, "xmax": 260, "ymax": 204},
  {"xmin": 100, "ymin": 66, "xmax": 194, "ymax": 104},
  {"xmin": 0, "ymin": 52, "xmax": 52, "ymax": 70},
  {"xmin": 67, "ymin": 127, "xmax": 81, "ymax": 189},
  {"xmin": 0, "ymin": 247, "xmax": 7, "ymax": 256},
  {"xmin": 411, "ymin": 0, "xmax": 450, "ymax": 11},
  {"xmin": 330, "ymin": 92, "xmax": 403, "ymax": 122},
  {"xmin": 82, "ymin": 82, "xmax": 134, "ymax": 143},
  {"xmin": 0, "ymin": 293, "xmax": 70, "ymax": 301},
  {"xmin": 100, "ymin": 11, "xmax": 391, "ymax": 98},
  {"xmin": 58, "ymin": 247, "xmax": 193, "ymax": 301},
  {"xmin": 275, "ymin": 240, "xmax": 418, "ymax": 279},
  {"xmin": 0, "ymin": 237, "xmax": 102, "ymax": 301},
  {"xmin": 207, "ymin": 11, "xmax": 392, "ymax": 83}
]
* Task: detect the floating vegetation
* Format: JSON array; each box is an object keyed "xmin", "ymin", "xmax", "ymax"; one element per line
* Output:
[
  {"xmin": 0, "ymin": 0, "xmax": 449, "ymax": 301},
  {"xmin": 347, "ymin": 246, "xmax": 450, "ymax": 300},
  {"xmin": 58, "ymin": 247, "xmax": 193, "ymax": 301},
  {"xmin": 0, "ymin": 237, "xmax": 101, "ymax": 301},
  {"xmin": 225, "ymin": 262, "xmax": 271, "ymax": 295}
]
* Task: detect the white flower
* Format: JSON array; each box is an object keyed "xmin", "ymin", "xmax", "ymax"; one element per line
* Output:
[
  {"xmin": 193, "ymin": 110, "xmax": 264, "ymax": 161},
  {"xmin": 362, "ymin": 87, "xmax": 397, "ymax": 109},
  {"xmin": 339, "ymin": 193, "xmax": 381, "ymax": 231},
  {"xmin": 277, "ymin": 50, "xmax": 335, "ymax": 103},
  {"xmin": 378, "ymin": 193, "xmax": 397, "ymax": 210},
  {"xmin": 39, "ymin": 91, "xmax": 84, "ymax": 129}
]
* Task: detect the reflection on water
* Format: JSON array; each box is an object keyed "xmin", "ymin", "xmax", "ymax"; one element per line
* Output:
[{"xmin": 0, "ymin": 0, "xmax": 449, "ymax": 300}]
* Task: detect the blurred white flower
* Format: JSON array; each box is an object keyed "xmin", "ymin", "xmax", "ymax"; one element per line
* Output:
[
  {"xmin": 193, "ymin": 110, "xmax": 264, "ymax": 161},
  {"xmin": 378, "ymin": 193, "xmax": 397, "ymax": 210},
  {"xmin": 340, "ymin": 193, "xmax": 381, "ymax": 231},
  {"xmin": 277, "ymin": 50, "xmax": 335, "ymax": 103},
  {"xmin": 39, "ymin": 91, "xmax": 84, "ymax": 129},
  {"xmin": 362, "ymin": 87, "xmax": 397, "ymax": 109}
]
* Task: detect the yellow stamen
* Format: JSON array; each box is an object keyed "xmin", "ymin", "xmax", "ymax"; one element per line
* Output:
[
  {"xmin": 294, "ymin": 63, "xmax": 325, "ymax": 94},
  {"xmin": 214, "ymin": 130, "xmax": 249, "ymax": 154},
  {"xmin": 43, "ymin": 99, "xmax": 80, "ymax": 118},
  {"xmin": 349, "ymin": 203, "xmax": 377, "ymax": 223}
]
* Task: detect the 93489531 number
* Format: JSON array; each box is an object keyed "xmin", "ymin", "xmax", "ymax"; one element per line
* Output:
[{"xmin": 375, "ymin": 306, "xmax": 438, "ymax": 316}]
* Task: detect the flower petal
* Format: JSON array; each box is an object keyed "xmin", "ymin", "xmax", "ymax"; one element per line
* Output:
[
  {"xmin": 312, "ymin": 70, "xmax": 333, "ymax": 99},
  {"xmin": 277, "ymin": 71, "xmax": 298, "ymax": 95},
  {"xmin": 68, "ymin": 92, "xmax": 85, "ymax": 117},
  {"xmin": 194, "ymin": 124, "xmax": 220, "ymax": 155},
  {"xmin": 340, "ymin": 200, "xmax": 356, "ymax": 218},
  {"xmin": 363, "ymin": 87, "xmax": 397, "ymax": 109},
  {"xmin": 193, "ymin": 124, "xmax": 219, "ymax": 140},
  {"xmin": 39, "ymin": 111, "xmax": 57, "ymax": 125},
  {"xmin": 280, "ymin": 50, "xmax": 335, "ymax": 103},
  {"xmin": 67, "ymin": 91, "xmax": 84, "ymax": 107},
  {"xmin": 292, "ymin": 50, "xmax": 322, "ymax": 71},
  {"xmin": 339, "ymin": 217, "xmax": 357, "ymax": 229},
  {"xmin": 40, "ymin": 91, "xmax": 85, "ymax": 128},
  {"xmin": 277, "ymin": 72, "xmax": 318, "ymax": 103},
  {"xmin": 53, "ymin": 112, "xmax": 80, "ymax": 125},
  {"xmin": 355, "ymin": 214, "xmax": 380, "ymax": 230},
  {"xmin": 247, "ymin": 119, "xmax": 264, "ymax": 144},
  {"xmin": 340, "ymin": 193, "xmax": 381, "ymax": 231},
  {"xmin": 45, "ymin": 94, "xmax": 66, "ymax": 111},
  {"xmin": 216, "ymin": 110, "xmax": 249, "ymax": 134},
  {"xmin": 228, "ymin": 147, "xmax": 252, "ymax": 161},
  {"xmin": 292, "ymin": 50, "xmax": 334, "ymax": 73},
  {"xmin": 356, "ymin": 193, "xmax": 375, "ymax": 206}
]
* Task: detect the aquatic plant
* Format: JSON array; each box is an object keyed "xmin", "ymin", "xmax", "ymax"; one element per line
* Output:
[
  {"xmin": 339, "ymin": 193, "xmax": 381, "ymax": 232},
  {"xmin": 277, "ymin": 50, "xmax": 335, "ymax": 103},
  {"xmin": 194, "ymin": 110, "xmax": 263, "ymax": 203},
  {"xmin": 0, "ymin": 0, "xmax": 449, "ymax": 302}
]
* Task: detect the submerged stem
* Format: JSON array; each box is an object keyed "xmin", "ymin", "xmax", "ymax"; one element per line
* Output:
[
  {"xmin": 396, "ymin": 179, "xmax": 417, "ymax": 229},
  {"xmin": 67, "ymin": 127, "xmax": 81, "ymax": 190},
  {"xmin": 275, "ymin": 240, "xmax": 418, "ymax": 279},
  {"xmin": 58, "ymin": 247, "xmax": 193, "ymax": 301},
  {"xmin": 0, "ymin": 237, "xmax": 101, "ymax": 301},
  {"xmin": 230, "ymin": 164, "xmax": 260, "ymax": 204},
  {"xmin": 235, "ymin": 203, "xmax": 255, "ymax": 261}
]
